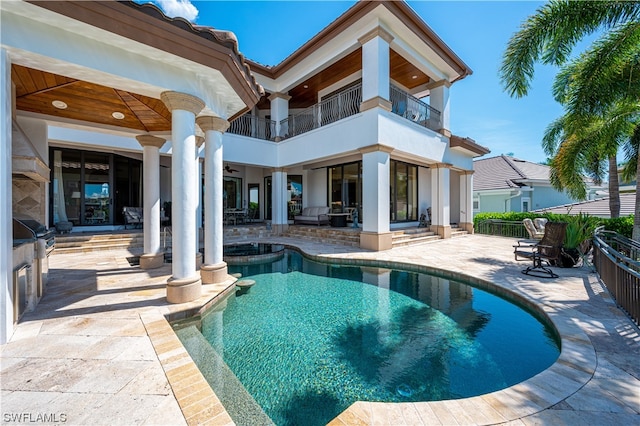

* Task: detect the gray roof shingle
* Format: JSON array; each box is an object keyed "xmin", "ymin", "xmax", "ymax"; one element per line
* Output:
[{"xmin": 473, "ymin": 155, "xmax": 550, "ymax": 191}]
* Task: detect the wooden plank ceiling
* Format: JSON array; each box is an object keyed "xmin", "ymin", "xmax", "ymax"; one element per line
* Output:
[
  {"xmin": 13, "ymin": 46, "xmax": 429, "ymax": 125},
  {"xmin": 258, "ymin": 48, "xmax": 430, "ymax": 110},
  {"xmin": 12, "ymin": 64, "xmax": 171, "ymax": 132}
]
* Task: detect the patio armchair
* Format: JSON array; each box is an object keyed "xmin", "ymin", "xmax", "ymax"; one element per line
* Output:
[
  {"xmin": 514, "ymin": 221, "xmax": 567, "ymax": 278},
  {"xmin": 123, "ymin": 207, "xmax": 143, "ymax": 229}
]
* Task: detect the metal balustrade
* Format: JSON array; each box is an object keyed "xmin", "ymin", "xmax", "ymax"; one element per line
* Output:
[
  {"xmin": 474, "ymin": 219, "xmax": 529, "ymax": 239},
  {"xmin": 281, "ymin": 83, "xmax": 362, "ymax": 138},
  {"xmin": 228, "ymin": 114, "xmax": 277, "ymax": 141},
  {"xmin": 593, "ymin": 228, "xmax": 640, "ymax": 325},
  {"xmin": 230, "ymin": 82, "xmax": 443, "ymax": 141},
  {"xmin": 389, "ymin": 84, "xmax": 441, "ymax": 132}
]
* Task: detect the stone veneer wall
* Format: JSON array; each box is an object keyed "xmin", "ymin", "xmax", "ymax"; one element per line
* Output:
[{"xmin": 12, "ymin": 177, "xmax": 45, "ymax": 223}]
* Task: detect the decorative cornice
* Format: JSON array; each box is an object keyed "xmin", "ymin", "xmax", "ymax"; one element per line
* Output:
[
  {"xmin": 196, "ymin": 116, "xmax": 230, "ymax": 133},
  {"xmin": 136, "ymin": 134, "xmax": 166, "ymax": 149},
  {"xmin": 359, "ymin": 144, "xmax": 394, "ymax": 155},
  {"xmin": 160, "ymin": 91, "xmax": 205, "ymax": 115},
  {"xmin": 360, "ymin": 96, "xmax": 392, "ymax": 113},
  {"xmin": 268, "ymin": 92, "xmax": 292, "ymax": 102},
  {"xmin": 358, "ymin": 26, "xmax": 394, "ymax": 45}
]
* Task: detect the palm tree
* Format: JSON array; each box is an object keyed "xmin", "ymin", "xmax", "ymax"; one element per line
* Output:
[{"xmin": 500, "ymin": 0, "xmax": 640, "ymax": 241}]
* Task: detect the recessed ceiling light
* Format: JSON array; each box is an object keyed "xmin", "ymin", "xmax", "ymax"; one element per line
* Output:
[
  {"xmin": 411, "ymin": 75, "xmax": 418, "ymax": 79},
  {"xmin": 112, "ymin": 112, "xmax": 125, "ymax": 120},
  {"xmin": 303, "ymin": 85, "xmax": 309, "ymax": 89},
  {"xmin": 52, "ymin": 100, "xmax": 67, "ymax": 109}
]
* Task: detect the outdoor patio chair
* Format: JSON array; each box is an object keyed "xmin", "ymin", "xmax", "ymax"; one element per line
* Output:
[
  {"xmin": 418, "ymin": 207, "xmax": 431, "ymax": 228},
  {"xmin": 534, "ymin": 218, "xmax": 548, "ymax": 234},
  {"xmin": 523, "ymin": 218, "xmax": 544, "ymax": 240},
  {"xmin": 514, "ymin": 221, "xmax": 567, "ymax": 278}
]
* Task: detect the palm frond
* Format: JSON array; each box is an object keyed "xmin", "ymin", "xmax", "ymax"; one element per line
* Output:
[{"xmin": 500, "ymin": 0, "xmax": 640, "ymax": 98}]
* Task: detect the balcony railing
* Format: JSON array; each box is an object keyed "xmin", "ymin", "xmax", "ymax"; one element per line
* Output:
[
  {"xmin": 389, "ymin": 84, "xmax": 441, "ymax": 132},
  {"xmin": 592, "ymin": 228, "xmax": 640, "ymax": 325},
  {"xmin": 281, "ymin": 83, "xmax": 362, "ymax": 138},
  {"xmin": 230, "ymin": 82, "xmax": 443, "ymax": 141},
  {"xmin": 228, "ymin": 114, "xmax": 277, "ymax": 141}
]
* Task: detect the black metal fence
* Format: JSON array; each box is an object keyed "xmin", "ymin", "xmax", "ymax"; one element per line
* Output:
[
  {"xmin": 592, "ymin": 228, "xmax": 640, "ymax": 326},
  {"xmin": 474, "ymin": 219, "xmax": 529, "ymax": 239}
]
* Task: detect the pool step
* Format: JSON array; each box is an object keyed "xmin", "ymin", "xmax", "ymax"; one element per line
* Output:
[{"xmin": 284, "ymin": 225, "xmax": 361, "ymax": 247}]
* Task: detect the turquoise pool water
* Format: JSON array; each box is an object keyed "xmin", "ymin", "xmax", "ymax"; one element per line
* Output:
[{"xmin": 181, "ymin": 250, "xmax": 560, "ymax": 426}]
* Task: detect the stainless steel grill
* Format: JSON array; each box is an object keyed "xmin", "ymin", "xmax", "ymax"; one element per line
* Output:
[{"xmin": 13, "ymin": 219, "xmax": 55, "ymax": 254}]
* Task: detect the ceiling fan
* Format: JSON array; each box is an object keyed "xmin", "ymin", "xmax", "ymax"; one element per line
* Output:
[{"xmin": 225, "ymin": 164, "xmax": 239, "ymax": 173}]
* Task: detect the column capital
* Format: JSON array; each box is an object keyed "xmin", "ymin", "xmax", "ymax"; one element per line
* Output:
[
  {"xmin": 358, "ymin": 26, "xmax": 394, "ymax": 45},
  {"xmin": 268, "ymin": 92, "xmax": 291, "ymax": 102},
  {"xmin": 196, "ymin": 136, "xmax": 205, "ymax": 147},
  {"xmin": 196, "ymin": 115, "xmax": 230, "ymax": 133},
  {"xmin": 427, "ymin": 80, "xmax": 452, "ymax": 90},
  {"xmin": 136, "ymin": 134, "xmax": 166, "ymax": 149},
  {"xmin": 160, "ymin": 91, "xmax": 205, "ymax": 115},
  {"xmin": 433, "ymin": 162, "xmax": 453, "ymax": 169},
  {"xmin": 359, "ymin": 144, "xmax": 394, "ymax": 155}
]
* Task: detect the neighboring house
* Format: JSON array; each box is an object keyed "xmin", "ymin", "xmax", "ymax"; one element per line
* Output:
[
  {"xmin": 2, "ymin": 0, "xmax": 489, "ymax": 341},
  {"xmin": 533, "ymin": 193, "xmax": 636, "ymax": 218},
  {"xmin": 473, "ymin": 155, "xmax": 601, "ymax": 214}
]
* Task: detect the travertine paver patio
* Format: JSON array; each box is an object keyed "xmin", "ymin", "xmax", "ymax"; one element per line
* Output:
[{"xmin": 1, "ymin": 234, "xmax": 638, "ymax": 425}]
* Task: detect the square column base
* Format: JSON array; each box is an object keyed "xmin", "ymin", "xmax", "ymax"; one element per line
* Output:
[
  {"xmin": 270, "ymin": 224, "xmax": 289, "ymax": 235},
  {"xmin": 139, "ymin": 252, "xmax": 164, "ymax": 269},
  {"xmin": 200, "ymin": 262, "xmax": 228, "ymax": 284},
  {"xmin": 360, "ymin": 231, "xmax": 393, "ymax": 251},
  {"xmin": 434, "ymin": 225, "xmax": 452, "ymax": 239},
  {"xmin": 167, "ymin": 275, "xmax": 202, "ymax": 303},
  {"xmin": 460, "ymin": 222, "xmax": 474, "ymax": 234}
]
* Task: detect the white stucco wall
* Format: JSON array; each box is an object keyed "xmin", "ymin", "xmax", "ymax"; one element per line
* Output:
[
  {"xmin": 1, "ymin": 48, "xmax": 13, "ymax": 344},
  {"xmin": 306, "ymin": 168, "xmax": 328, "ymax": 208},
  {"xmin": 418, "ymin": 166, "xmax": 432, "ymax": 216}
]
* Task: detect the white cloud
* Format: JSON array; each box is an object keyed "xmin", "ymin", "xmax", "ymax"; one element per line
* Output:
[{"xmin": 156, "ymin": 0, "xmax": 199, "ymax": 22}]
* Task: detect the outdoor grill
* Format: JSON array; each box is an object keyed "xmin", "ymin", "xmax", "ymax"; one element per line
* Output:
[
  {"xmin": 13, "ymin": 218, "xmax": 55, "ymax": 254},
  {"xmin": 13, "ymin": 218, "xmax": 55, "ymax": 300}
]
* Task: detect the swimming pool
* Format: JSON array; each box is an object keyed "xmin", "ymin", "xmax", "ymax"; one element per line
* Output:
[{"xmin": 176, "ymin": 249, "xmax": 560, "ymax": 426}]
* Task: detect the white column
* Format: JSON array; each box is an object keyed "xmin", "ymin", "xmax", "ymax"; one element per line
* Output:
[
  {"xmin": 271, "ymin": 169, "xmax": 288, "ymax": 234},
  {"xmin": 359, "ymin": 145, "xmax": 393, "ymax": 251},
  {"xmin": 161, "ymin": 91, "xmax": 205, "ymax": 303},
  {"xmin": 358, "ymin": 27, "xmax": 393, "ymax": 112},
  {"xmin": 196, "ymin": 115, "xmax": 230, "ymax": 284},
  {"xmin": 430, "ymin": 81, "xmax": 451, "ymax": 136},
  {"xmin": 136, "ymin": 135, "xmax": 166, "ymax": 269},
  {"xmin": 431, "ymin": 164, "xmax": 451, "ymax": 238},
  {"xmin": 195, "ymin": 134, "xmax": 204, "ymax": 268},
  {"xmin": 1, "ymin": 49, "xmax": 13, "ymax": 344},
  {"xmin": 268, "ymin": 93, "xmax": 290, "ymax": 140},
  {"xmin": 460, "ymin": 171, "xmax": 474, "ymax": 233}
]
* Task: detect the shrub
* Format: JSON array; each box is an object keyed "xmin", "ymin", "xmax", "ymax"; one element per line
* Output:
[{"xmin": 474, "ymin": 212, "xmax": 633, "ymax": 239}]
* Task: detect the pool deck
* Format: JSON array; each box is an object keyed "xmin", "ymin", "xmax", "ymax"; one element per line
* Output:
[{"xmin": 1, "ymin": 234, "xmax": 638, "ymax": 425}]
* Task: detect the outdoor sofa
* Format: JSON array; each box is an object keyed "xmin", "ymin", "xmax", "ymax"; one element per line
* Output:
[{"xmin": 294, "ymin": 206, "xmax": 330, "ymax": 226}]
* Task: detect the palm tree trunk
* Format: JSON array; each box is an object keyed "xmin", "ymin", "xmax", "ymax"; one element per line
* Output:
[
  {"xmin": 608, "ymin": 156, "xmax": 620, "ymax": 219},
  {"xmin": 633, "ymin": 153, "xmax": 640, "ymax": 242}
]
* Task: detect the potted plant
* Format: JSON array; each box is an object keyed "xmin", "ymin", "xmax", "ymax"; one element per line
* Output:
[{"xmin": 560, "ymin": 213, "xmax": 599, "ymax": 267}]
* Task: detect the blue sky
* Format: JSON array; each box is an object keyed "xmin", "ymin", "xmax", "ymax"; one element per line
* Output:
[{"xmin": 148, "ymin": 0, "xmax": 576, "ymax": 164}]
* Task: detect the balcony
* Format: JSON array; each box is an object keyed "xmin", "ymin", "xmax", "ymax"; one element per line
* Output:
[
  {"xmin": 389, "ymin": 85, "xmax": 441, "ymax": 132},
  {"xmin": 228, "ymin": 82, "xmax": 442, "ymax": 141},
  {"xmin": 228, "ymin": 114, "xmax": 277, "ymax": 141}
]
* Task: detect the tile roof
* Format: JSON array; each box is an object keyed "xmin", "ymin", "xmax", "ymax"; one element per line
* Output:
[
  {"xmin": 473, "ymin": 155, "xmax": 551, "ymax": 191},
  {"xmin": 532, "ymin": 193, "xmax": 637, "ymax": 218}
]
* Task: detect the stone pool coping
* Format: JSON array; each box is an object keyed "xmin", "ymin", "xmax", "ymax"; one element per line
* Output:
[
  {"xmin": 165, "ymin": 242, "xmax": 597, "ymax": 426},
  {"xmin": 4, "ymin": 234, "xmax": 635, "ymax": 425}
]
